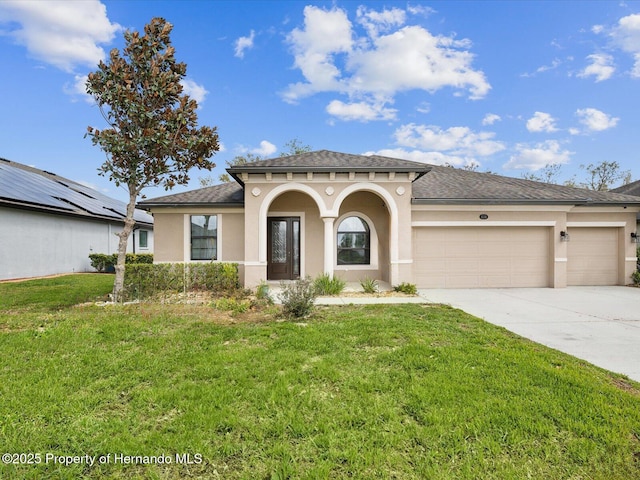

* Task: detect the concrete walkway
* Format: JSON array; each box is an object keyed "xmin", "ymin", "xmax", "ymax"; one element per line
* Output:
[
  {"xmin": 419, "ymin": 286, "xmax": 640, "ymax": 382},
  {"xmin": 267, "ymin": 281, "xmax": 425, "ymax": 305}
]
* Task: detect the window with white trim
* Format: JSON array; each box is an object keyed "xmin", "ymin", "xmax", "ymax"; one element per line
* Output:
[
  {"xmin": 190, "ymin": 215, "xmax": 217, "ymax": 260},
  {"xmin": 337, "ymin": 216, "xmax": 370, "ymax": 265},
  {"xmin": 139, "ymin": 230, "xmax": 148, "ymax": 249}
]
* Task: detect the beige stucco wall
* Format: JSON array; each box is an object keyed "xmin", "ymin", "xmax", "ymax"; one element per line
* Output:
[
  {"xmin": 240, "ymin": 172, "xmax": 416, "ymax": 287},
  {"xmin": 152, "ymin": 213, "xmax": 185, "ymax": 262}
]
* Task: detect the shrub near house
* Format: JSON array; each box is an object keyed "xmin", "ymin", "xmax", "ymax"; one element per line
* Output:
[{"xmin": 88, "ymin": 253, "xmax": 153, "ymax": 273}]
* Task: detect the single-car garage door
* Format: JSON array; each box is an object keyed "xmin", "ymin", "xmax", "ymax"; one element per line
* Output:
[
  {"xmin": 414, "ymin": 227, "xmax": 550, "ymax": 288},
  {"xmin": 567, "ymin": 227, "xmax": 618, "ymax": 286}
]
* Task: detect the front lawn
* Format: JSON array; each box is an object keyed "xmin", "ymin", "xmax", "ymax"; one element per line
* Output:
[{"xmin": 1, "ymin": 276, "xmax": 639, "ymax": 479}]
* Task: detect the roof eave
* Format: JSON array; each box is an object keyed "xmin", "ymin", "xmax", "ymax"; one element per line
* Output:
[
  {"xmin": 412, "ymin": 198, "xmax": 640, "ymax": 206},
  {"xmin": 412, "ymin": 198, "xmax": 589, "ymax": 206},
  {"xmin": 137, "ymin": 201, "xmax": 244, "ymax": 209},
  {"xmin": 227, "ymin": 165, "xmax": 431, "ymax": 185}
]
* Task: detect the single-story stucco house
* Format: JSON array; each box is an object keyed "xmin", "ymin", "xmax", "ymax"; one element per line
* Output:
[
  {"xmin": 137, "ymin": 150, "xmax": 640, "ymax": 289},
  {"xmin": 0, "ymin": 157, "xmax": 154, "ymax": 281}
]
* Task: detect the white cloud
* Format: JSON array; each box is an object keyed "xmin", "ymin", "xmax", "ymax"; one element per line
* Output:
[
  {"xmin": 356, "ymin": 6, "xmax": 406, "ymax": 37},
  {"xmin": 610, "ymin": 13, "xmax": 640, "ymax": 77},
  {"xmin": 283, "ymin": 5, "xmax": 490, "ymax": 121},
  {"xmin": 284, "ymin": 5, "xmax": 353, "ymax": 103},
  {"xmin": 504, "ymin": 140, "xmax": 573, "ymax": 171},
  {"xmin": 347, "ymin": 25, "xmax": 489, "ymax": 99},
  {"xmin": 363, "ymin": 148, "xmax": 469, "ymax": 166},
  {"xmin": 0, "ymin": 0, "xmax": 120, "ymax": 72},
  {"xmin": 632, "ymin": 53, "xmax": 640, "ymax": 78},
  {"xmin": 526, "ymin": 111, "xmax": 558, "ymax": 133},
  {"xmin": 575, "ymin": 107, "xmax": 619, "ymax": 132},
  {"xmin": 612, "ymin": 13, "xmax": 640, "ymax": 53},
  {"xmin": 180, "ymin": 78, "xmax": 208, "ymax": 105},
  {"xmin": 482, "ymin": 113, "xmax": 501, "ymax": 126},
  {"xmin": 234, "ymin": 30, "xmax": 255, "ymax": 59},
  {"xmin": 577, "ymin": 53, "xmax": 615, "ymax": 82},
  {"xmin": 62, "ymin": 74, "xmax": 94, "ymax": 103},
  {"xmin": 251, "ymin": 140, "xmax": 277, "ymax": 157},
  {"xmin": 521, "ymin": 58, "xmax": 562, "ymax": 78},
  {"xmin": 326, "ymin": 99, "xmax": 397, "ymax": 122},
  {"xmin": 393, "ymin": 123, "xmax": 505, "ymax": 158}
]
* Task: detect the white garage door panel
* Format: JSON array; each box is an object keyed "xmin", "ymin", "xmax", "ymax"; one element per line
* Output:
[
  {"xmin": 567, "ymin": 228, "xmax": 618, "ymax": 286},
  {"xmin": 414, "ymin": 227, "xmax": 550, "ymax": 288}
]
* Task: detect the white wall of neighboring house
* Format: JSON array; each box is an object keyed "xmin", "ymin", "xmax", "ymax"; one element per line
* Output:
[{"xmin": 0, "ymin": 207, "xmax": 153, "ymax": 280}]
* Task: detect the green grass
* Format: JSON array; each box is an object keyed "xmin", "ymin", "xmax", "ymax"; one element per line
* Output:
[
  {"xmin": 1, "ymin": 278, "xmax": 640, "ymax": 479},
  {"xmin": 0, "ymin": 274, "xmax": 114, "ymax": 311}
]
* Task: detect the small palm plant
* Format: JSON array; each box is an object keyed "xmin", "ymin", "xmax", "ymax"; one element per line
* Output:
[{"xmin": 360, "ymin": 277, "xmax": 379, "ymax": 294}]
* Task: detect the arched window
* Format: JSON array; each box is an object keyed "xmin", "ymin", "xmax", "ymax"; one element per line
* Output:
[{"xmin": 337, "ymin": 216, "xmax": 370, "ymax": 265}]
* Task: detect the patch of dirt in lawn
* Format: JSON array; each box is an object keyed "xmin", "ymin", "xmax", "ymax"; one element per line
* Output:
[{"xmin": 611, "ymin": 377, "xmax": 640, "ymax": 396}]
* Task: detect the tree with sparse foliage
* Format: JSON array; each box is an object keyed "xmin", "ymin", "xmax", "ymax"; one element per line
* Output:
[
  {"xmin": 214, "ymin": 152, "xmax": 265, "ymax": 184},
  {"xmin": 86, "ymin": 17, "xmax": 220, "ymax": 301},
  {"xmin": 579, "ymin": 161, "xmax": 631, "ymax": 191},
  {"xmin": 521, "ymin": 161, "xmax": 633, "ymax": 190},
  {"xmin": 201, "ymin": 138, "xmax": 313, "ymax": 185},
  {"xmin": 522, "ymin": 164, "xmax": 562, "ymax": 184},
  {"xmin": 282, "ymin": 138, "xmax": 312, "ymax": 156}
]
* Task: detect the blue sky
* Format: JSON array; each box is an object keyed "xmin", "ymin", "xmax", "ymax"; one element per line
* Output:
[{"xmin": 1, "ymin": 1, "xmax": 640, "ymax": 202}]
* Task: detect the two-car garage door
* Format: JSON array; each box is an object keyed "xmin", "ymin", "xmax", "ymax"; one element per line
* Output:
[
  {"xmin": 414, "ymin": 227, "xmax": 550, "ymax": 288},
  {"xmin": 413, "ymin": 226, "xmax": 620, "ymax": 288}
]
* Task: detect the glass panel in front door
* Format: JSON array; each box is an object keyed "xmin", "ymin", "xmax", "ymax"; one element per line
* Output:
[
  {"xmin": 271, "ymin": 220, "xmax": 287, "ymax": 264},
  {"xmin": 292, "ymin": 219, "xmax": 300, "ymax": 276}
]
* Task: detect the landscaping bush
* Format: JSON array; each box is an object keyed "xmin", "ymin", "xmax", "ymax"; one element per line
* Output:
[
  {"xmin": 393, "ymin": 282, "xmax": 417, "ymax": 295},
  {"xmin": 88, "ymin": 253, "xmax": 115, "ymax": 273},
  {"xmin": 360, "ymin": 277, "xmax": 379, "ymax": 294},
  {"xmin": 123, "ymin": 262, "xmax": 239, "ymax": 300},
  {"xmin": 632, "ymin": 270, "xmax": 640, "ymax": 285},
  {"xmin": 313, "ymin": 273, "xmax": 346, "ymax": 295},
  {"xmin": 279, "ymin": 277, "xmax": 317, "ymax": 318},
  {"xmin": 89, "ymin": 253, "xmax": 154, "ymax": 272}
]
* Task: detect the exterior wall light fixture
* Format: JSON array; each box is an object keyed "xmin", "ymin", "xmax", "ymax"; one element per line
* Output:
[
  {"xmin": 560, "ymin": 230, "xmax": 570, "ymax": 242},
  {"xmin": 631, "ymin": 232, "xmax": 639, "ymax": 243}
]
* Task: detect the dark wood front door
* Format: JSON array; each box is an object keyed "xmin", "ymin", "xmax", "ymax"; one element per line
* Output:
[{"xmin": 267, "ymin": 217, "xmax": 300, "ymax": 280}]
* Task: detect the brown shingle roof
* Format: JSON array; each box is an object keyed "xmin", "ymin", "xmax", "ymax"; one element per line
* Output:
[
  {"xmin": 227, "ymin": 149, "xmax": 430, "ymax": 180},
  {"xmin": 412, "ymin": 165, "xmax": 640, "ymax": 205},
  {"xmin": 138, "ymin": 152, "xmax": 640, "ymax": 208},
  {"xmin": 612, "ymin": 179, "xmax": 640, "ymax": 197},
  {"xmin": 138, "ymin": 181, "xmax": 244, "ymax": 207}
]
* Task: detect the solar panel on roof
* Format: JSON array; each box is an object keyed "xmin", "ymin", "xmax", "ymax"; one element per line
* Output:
[{"xmin": 0, "ymin": 162, "xmax": 153, "ymax": 225}]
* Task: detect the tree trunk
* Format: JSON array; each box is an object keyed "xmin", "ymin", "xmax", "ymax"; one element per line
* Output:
[{"xmin": 112, "ymin": 189, "xmax": 138, "ymax": 302}]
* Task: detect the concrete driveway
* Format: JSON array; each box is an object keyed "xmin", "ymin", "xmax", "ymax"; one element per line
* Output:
[{"xmin": 419, "ymin": 286, "xmax": 640, "ymax": 382}]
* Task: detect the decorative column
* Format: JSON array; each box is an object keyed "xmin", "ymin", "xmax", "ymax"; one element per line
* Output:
[{"xmin": 323, "ymin": 217, "xmax": 336, "ymax": 277}]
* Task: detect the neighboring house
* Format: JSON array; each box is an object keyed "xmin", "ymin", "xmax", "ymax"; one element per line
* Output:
[
  {"xmin": 612, "ymin": 180, "xmax": 640, "ymax": 231},
  {"xmin": 138, "ymin": 150, "xmax": 640, "ymax": 289},
  {"xmin": 0, "ymin": 158, "xmax": 154, "ymax": 281}
]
